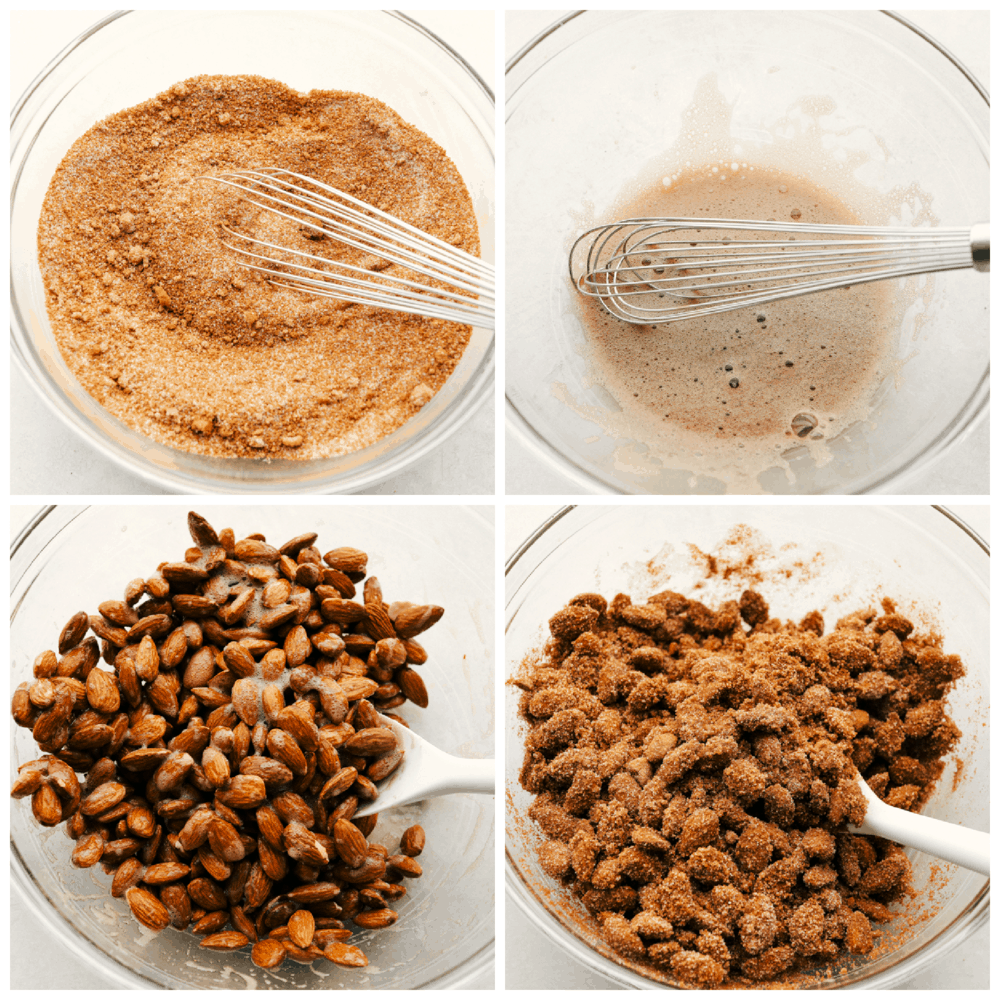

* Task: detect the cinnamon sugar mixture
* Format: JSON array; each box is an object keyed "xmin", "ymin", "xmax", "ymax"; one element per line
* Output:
[
  {"xmin": 37, "ymin": 75, "xmax": 480, "ymax": 459},
  {"xmin": 516, "ymin": 588, "xmax": 964, "ymax": 987}
]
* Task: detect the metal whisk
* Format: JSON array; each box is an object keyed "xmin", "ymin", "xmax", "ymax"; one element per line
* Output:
[
  {"xmin": 205, "ymin": 168, "xmax": 494, "ymax": 328},
  {"xmin": 570, "ymin": 218, "xmax": 989, "ymax": 324}
]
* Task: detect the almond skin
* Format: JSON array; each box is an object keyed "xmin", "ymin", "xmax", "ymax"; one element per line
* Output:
[
  {"xmin": 251, "ymin": 938, "xmax": 287, "ymax": 969},
  {"xmin": 200, "ymin": 930, "xmax": 250, "ymax": 951},
  {"xmin": 333, "ymin": 819, "xmax": 369, "ymax": 869},
  {"xmin": 324, "ymin": 941, "xmax": 369, "ymax": 968},
  {"xmin": 400, "ymin": 824, "xmax": 426, "ymax": 857},
  {"xmin": 288, "ymin": 908, "xmax": 316, "ymax": 949},
  {"xmin": 126, "ymin": 886, "xmax": 171, "ymax": 931}
]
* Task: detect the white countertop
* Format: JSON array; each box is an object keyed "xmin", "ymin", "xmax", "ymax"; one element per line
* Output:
[
  {"xmin": 10, "ymin": 10, "xmax": 495, "ymax": 496},
  {"xmin": 504, "ymin": 10, "xmax": 989, "ymax": 497},
  {"xmin": 505, "ymin": 501, "xmax": 989, "ymax": 990}
]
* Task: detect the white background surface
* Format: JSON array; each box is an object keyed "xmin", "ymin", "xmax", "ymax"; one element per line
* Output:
[
  {"xmin": 504, "ymin": 10, "xmax": 990, "ymax": 497},
  {"xmin": 504, "ymin": 502, "xmax": 989, "ymax": 989},
  {"xmin": 10, "ymin": 10, "xmax": 495, "ymax": 496}
]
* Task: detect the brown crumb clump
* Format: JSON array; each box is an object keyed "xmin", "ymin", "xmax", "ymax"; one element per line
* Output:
[
  {"xmin": 37, "ymin": 75, "xmax": 480, "ymax": 460},
  {"xmin": 519, "ymin": 589, "xmax": 964, "ymax": 987}
]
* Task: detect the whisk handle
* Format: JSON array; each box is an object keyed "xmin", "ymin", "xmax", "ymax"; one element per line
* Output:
[{"xmin": 970, "ymin": 223, "xmax": 989, "ymax": 272}]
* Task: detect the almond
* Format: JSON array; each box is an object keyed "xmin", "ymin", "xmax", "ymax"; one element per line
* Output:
[
  {"xmin": 81, "ymin": 780, "xmax": 126, "ymax": 816},
  {"xmin": 126, "ymin": 886, "xmax": 170, "ymax": 931},
  {"xmin": 394, "ymin": 604, "xmax": 444, "ymax": 639},
  {"xmin": 288, "ymin": 908, "xmax": 315, "ymax": 949},
  {"xmin": 283, "ymin": 820, "xmax": 329, "ymax": 866},
  {"xmin": 200, "ymin": 930, "xmax": 250, "ymax": 951},
  {"xmin": 400, "ymin": 824, "xmax": 425, "ymax": 857},
  {"xmin": 85, "ymin": 668, "xmax": 121, "ymax": 714},
  {"xmin": 143, "ymin": 862, "xmax": 192, "ymax": 884},
  {"xmin": 323, "ymin": 547, "xmax": 367, "ymax": 576},
  {"xmin": 59, "ymin": 611, "xmax": 90, "ymax": 655},
  {"xmin": 397, "ymin": 667, "xmax": 429, "ymax": 709},
  {"xmin": 251, "ymin": 937, "xmax": 287, "ymax": 969},
  {"xmin": 333, "ymin": 819, "xmax": 368, "ymax": 869},
  {"xmin": 344, "ymin": 728, "xmax": 398, "ymax": 757},
  {"xmin": 262, "ymin": 731, "xmax": 305, "ymax": 778},
  {"xmin": 323, "ymin": 940, "xmax": 368, "ymax": 968},
  {"xmin": 217, "ymin": 774, "xmax": 267, "ymax": 809},
  {"xmin": 353, "ymin": 907, "xmax": 399, "ymax": 929}
]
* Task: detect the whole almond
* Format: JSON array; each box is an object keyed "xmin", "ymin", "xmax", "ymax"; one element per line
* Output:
[
  {"xmin": 267, "ymin": 728, "xmax": 308, "ymax": 776},
  {"xmin": 324, "ymin": 941, "xmax": 368, "ymax": 968},
  {"xmin": 353, "ymin": 907, "xmax": 399, "ymax": 929},
  {"xmin": 201, "ymin": 930, "xmax": 250, "ymax": 951},
  {"xmin": 85, "ymin": 668, "xmax": 121, "ymax": 714},
  {"xmin": 367, "ymin": 749, "xmax": 403, "ymax": 782},
  {"xmin": 160, "ymin": 884, "xmax": 193, "ymax": 929},
  {"xmin": 143, "ymin": 862, "xmax": 191, "ymax": 885},
  {"xmin": 217, "ymin": 774, "xmax": 267, "ymax": 809},
  {"xmin": 344, "ymin": 728, "xmax": 398, "ymax": 757},
  {"xmin": 59, "ymin": 611, "xmax": 90, "ymax": 655},
  {"xmin": 288, "ymin": 908, "xmax": 315, "ymax": 949},
  {"xmin": 333, "ymin": 819, "xmax": 368, "ymax": 869},
  {"xmin": 126, "ymin": 886, "xmax": 170, "ymax": 931},
  {"xmin": 397, "ymin": 667, "xmax": 429, "ymax": 709},
  {"xmin": 81, "ymin": 781, "xmax": 126, "ymax": 816},
  {"xmin": 71, "ymin": 830, "xmax": 106, "ymax": 867},
  {"xmin": 188, "ymin": 877, "xmax": 229, "ymax": 911},
  {"xmin": 387, "ymin": 854, "xmax": 423, "ymax": 878},
  {"xmin": 208, "ymin": 816, "xmax": 247, "ymax": 863},
  {"xmin": 323, "ymin": 547, "xmax": 367, "ymax": 576},
  {"xmin": 400, "ymin": 824, "xmax": 425, "ymax": 857},
  {"xmin": 283, "ymin": 820, "xmax": 329, "ymax": 866},
  {"xmin": 192, "ymin": 910, "xmax": 231, "ymax": 935},
  {"xmin": 252, "ymin": 937, "xmax": 287, "ymax": 969}
]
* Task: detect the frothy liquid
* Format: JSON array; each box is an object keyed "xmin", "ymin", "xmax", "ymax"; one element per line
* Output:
[{"xmin": 573, "ymin": 165, "xmax": 897, "ymax": 488}]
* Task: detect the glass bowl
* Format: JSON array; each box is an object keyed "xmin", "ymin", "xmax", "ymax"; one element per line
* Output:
[
  {"xmin": 505, "ymin": 11, "xmax": 989, "ymax": 494},
  {"xmin": 11, "ymin": 505, "xmax": 494, "ymax": 988},
  {"xmin": 11, "ymin": 11, "xmax": 494, "ymax": 494},
  {"xmin": 505, "ymin": 505, "xmax": 988, "ymax": 988}
]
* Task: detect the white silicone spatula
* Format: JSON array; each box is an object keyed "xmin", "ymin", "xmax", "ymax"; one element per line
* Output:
[
  {"xmin": 849, "ymin": 776, "xmax": 989, "ymax": 877},
  {"xmin": 353, "ymin": 714, "xmax": 495, "ymax": 818}
]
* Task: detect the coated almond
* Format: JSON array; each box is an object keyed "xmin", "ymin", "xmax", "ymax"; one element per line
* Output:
[
  {"xmin": 288, "ymin": 908, "xmax": 315, "ymax": 949},
  {"xmin": 333, "ymin": 819, "xmax": 368, "ymax": 869},
  {"xmin": 252, "ymin": 937, "xmax": 287, "ymax": 969},
  {"xmin": 126, "ymin": 885, "xmax": 170, "ymax": 931},
  {"xmin": 324, "ymin": 940, "xmax": 368, "ymax": 968},
  {"xmin": 85, "ymin": 668, "xmax": 121, "ymax": 714},
  {"xmin": 200, "ymin": 930, "xmax": 250, "ymax": 951}
]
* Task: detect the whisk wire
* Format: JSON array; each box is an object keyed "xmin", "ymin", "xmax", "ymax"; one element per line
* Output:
[
  {"xmin": 204, "ymin": 168, "xmax": 494, "ymax": 327},
  {"xmin": 571, "ymin": 218, "xmax": 986, "ymax": 324}
]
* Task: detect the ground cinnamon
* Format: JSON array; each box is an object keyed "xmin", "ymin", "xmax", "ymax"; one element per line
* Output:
[
  {"xmin": 37, "ymin": 75, "xmax": 479, "ymax": 460},
  {"xmin": 516, "ymin": 587, "xmax": 964, "ymax": 987}
]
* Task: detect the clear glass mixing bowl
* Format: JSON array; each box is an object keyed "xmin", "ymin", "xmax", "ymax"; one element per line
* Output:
[
  {"xmin": 505, "ymin": 11, "xmax": 988, "ymax": 494},
  {"xmin": 12, "ymin": 505, "xmax": 494, "ymax": 988},
  {"xmin": 505, "ymin": 505, "xmax": 988, "ymax": 988},
  {"xmin": 11, "ymin": 11, "xmax": 494, "ymax": 494}
]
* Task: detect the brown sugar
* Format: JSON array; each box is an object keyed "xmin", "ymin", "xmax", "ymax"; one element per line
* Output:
[
  {"xmin": 37, "ymin": 75, "xmax": 480, "ymax": 460},
  {"xmin": 517, "ymin": 587, "xmax": 965, "ymax": 987}
]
